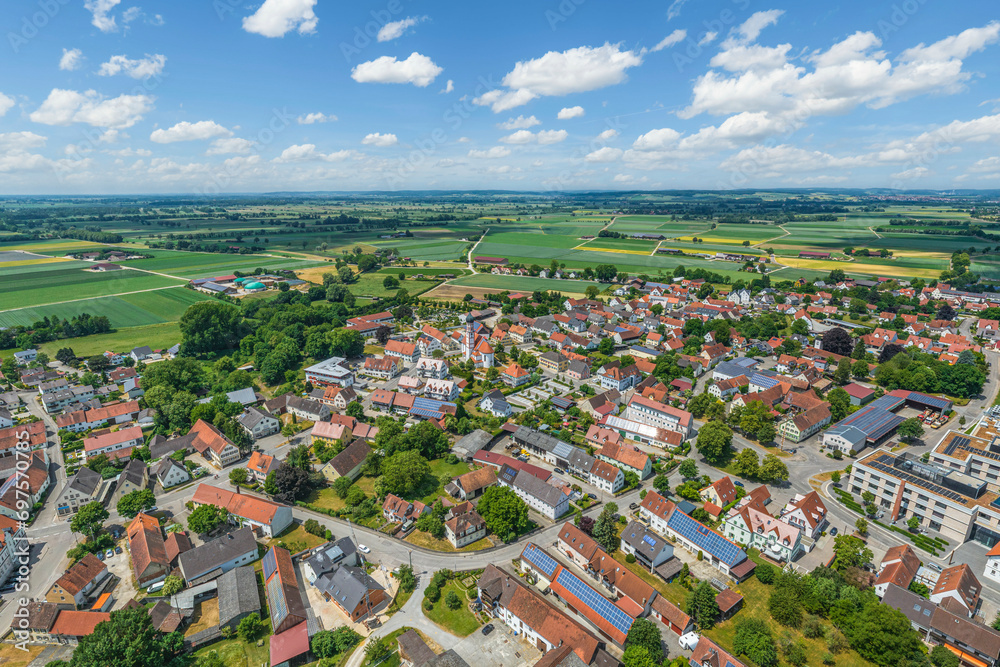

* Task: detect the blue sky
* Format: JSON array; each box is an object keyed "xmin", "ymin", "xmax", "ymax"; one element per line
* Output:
[{"xmin": 1, "ymin": 0, "xmax": 999, "ymax": 193}]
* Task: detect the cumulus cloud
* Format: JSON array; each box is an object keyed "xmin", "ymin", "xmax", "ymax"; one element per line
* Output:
[
  {"xmin": 0, "ymin": 93, "xmax": 14, "ymax": 117},
  {"xmin": 207, "ymin": 137, "xmax": 256, "ymax": 155},
  {"xmin": 0, "ymin": 132, "xmax": 47, "ymax": 152},
  {"xmin": 85, "ymin": 0, "xmax": 121, "ymax": 32},
  {"xmin": 60, "ymin": 48, "xmax": 83, "ymax": 71},
  {"xmin": 30, "ymin": 89, "xmax": 153, "ymax": 128},
  {"xmin": 473, "ymin": 43, "xmax": 642, "ymax": 112},
  {"xmin": 377, "ymin": 16, "xmax": 425, "ymax": 42},
  {"xmin": 498, "ymin": 115, "xmax": 540, "ymax": 130},
  {"xmin": 273, "ymin": 144, "xmax": 354, "ymax": 162},
  {"xmin": 970, "ymin": 156, "xmax": 1000, "ymax": 172},
  {"xmin": 584, "ymin": 147, "xmax": 622, "ymax": 162},
  {"xmin": 499, "ymin": 129, "xmax": 567, "ymax": 145},
  {"xmin": 557, "ymin": 106, "xmax": 585, "ymax": 119},
  {"xmin": 243, "ymin": 0, "xmax": 318, "ymax": 37},
  {"xmin": 361, "ymin": 132, "xmax": 398, "ymax": 146},
  {"xmin": 150, "ymin": 121, "xmax": 232, "ymax": 143},
  {"xmin": 667, "ymin": 0, "xmax": 689, "ymax": 20},
  {"xmin": 351, "ymin": 52, "xmax": 443, "ymax": 87},
  {"xmin": 467, "ymin": 146, "xmax": 511, "ymax": 159},
  {"xmin": 596, "ymin": 128, "xmax": 620, "ymax": 141},
  {"xmin": 891, "ymin": 166, "xmax": 930, "ymax": 180},
  {"xmin": 440, "ymin": 79, "xmax": 454, "ymax": 94},
  {"xmin": 98, "ymin": 54, "xmax": 166, "ymax": 79},
  {"xmin": 297, "ymin": 112, "xmax": 336, "ymax": 124},
  {"xmin": 651, "ymin": 30, "xmax": 686, "ymax": 52}
]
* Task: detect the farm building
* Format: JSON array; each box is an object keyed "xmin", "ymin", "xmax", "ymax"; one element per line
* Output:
[
  {"xmin": 799, "ymin": 251, "xmax": 831, "ymax": 259},
  {"xmin": 474, "ymin": 256, "xmax": 508, "ymax": 265}
]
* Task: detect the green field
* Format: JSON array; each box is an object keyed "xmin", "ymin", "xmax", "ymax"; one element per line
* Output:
[
  {"xmin": 37, "ymin": 322, "xmax": 184, "ymax": 357},
  {"xmin": 0, "ymin": 288, "xmax": 215, "ymax": 328},
  {"xmin": 684, "ymin": 223, "xmax": 787, "ymax": 244},
  {"xmin": 349, "ymin": 271, "xmax": 442, "ymax": 298},
  {"xmin": 118, "ymin": 250, "xmax": 326, "ymax": 278},
  {"xmin": 450, "ymin": 274, "xmax": 603, "ymax": 293},
  {"xmin": 0, "ymin": 266, "xmax": 184, "ymax": 311},
  {"xmin": 578, "ymin": 237, "xmax": 658, "ymax": 251}
]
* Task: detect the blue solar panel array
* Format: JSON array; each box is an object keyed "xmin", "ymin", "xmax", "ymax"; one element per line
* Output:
[
  {"xmin": 555, "ymin": 569, "xmax": 634, "ymax": 636},
  {"xmin": 899, "ymin": 390, "xmax": 951, "ymax": 411},
  {"xmin": 262, "ymin": 547, "xmax": 277, "ymax": 580},
  {"xmin": 521, "ymin": 543, "xmax": 558, "ymax": 578},
  {"xmin": 842, "ymin": 404, "xmax": 904, "ymax": 441},
  {"xmin": 267, "ymin": 573, "xmax": 289, "ymax": 627},
  {"xmin": 667, "ymin": 510, "xmax": 746, "ymax": 566},
  {"xmin": 642, "ymin": 535, "xmax": 657, "ymax": 547},
  {"xmin": 749, "ymin": 373, "xmax": 778, "ymax": 389}
]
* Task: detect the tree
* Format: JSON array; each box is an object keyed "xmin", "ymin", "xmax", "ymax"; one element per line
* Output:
[
  {"xmin": 686, "ymin": 581, "xmax": 720, "ymax": 629},
  {"xmin": 237, "ymin": 613, "xmax": 265, "ymax": 642},
  {"xmin": 357, "ymin": 255, "xmax": 379, "ymax": 272},
  {"xmin": 733, "ymin": 618, "xmax": 778, "ymax": 667},
  {"xmin": 878, "ymin": 343, "xmax": 905, "ymax": 364},
  {"xmin": 312, "ymin": 628, "xmax": 362, "ymax": 658},
  {"xmin": 621, "ymin": 646, "xmax": 657, "ymax": 667},
  {"xmin": 852, "ymin": 359, "xmax": 869, "ymax": 379},
  {"xmin": 755, "ymin": 562, "xmax": 775, "ymax": 584},
  {"xmin": 937, "ymin": 304, "xmax": 956, "ymax": 321},
  {"xmin": 594, "ymin": 264, "xmax": 618, "ymax": 282},
  {"xmin": 56, "ymin": 347, "xmax": 76, "ymax": 364},
  {"xmin": 346, "ymin": 401, "xmax": 365, "ymax": 420},
  {"xmin": 592, "ymin": 503, "xmax": 620, "ymax": 553},
  {"xmin": 930, "ymin": 644, "xmax": 960, "ymax": 667},
  {"xmin": 445, "ymin": 590, "xmax": 462, "ymax": 610},
  {"xmin": 116, "ymin": 489, "xmax": 156, "ymax": 519},
  {"xmin": 827, "ymin": 386, "xmax": 850, "ymax": 421},
  {"xmin": 71, "ymin": 501, "xmax": 109, "ymax": 541},
  {"xmin": 161, "ymin": 575, "xmax": 184, "ymax": 596},
  {"xmin": 834, "ymin": 358, "xmax": 851, "ymax": 385},
  {"xmin": 832, "ymin": 534, "xmax": 873, "ymax": 572},
  {"xmin": 697, "ymin": 421, "xmax": 733, "ymax": 464},
  {"xmin": 757, "ymin": 422, "xmax": 776, "ymax": 445},
  {"xmin": 179, "ymin": 301, "xmax": 245, "ymax": 356},
  {"xmin": 897, "ymin": 418, "xmax": 924, "ymax": 443},
  {"xmin": 268, "ymin": 462, "xmax": 313, "ymax": 503},
  {"xmin": 940, "ymin": 362, "xmax": 985, "ymax": 398},
  {"xmin": 850, "ymin": 602, "xmax": 926, "ymax": 666},
  {"xmin": 768, "ymin": 585, "xmax": 803, "ymax": 627},
  {"xmin": 382, "ymin": 276, "xmax": 400, "ymax": 289},
  {"xmin": 759, "ymin": 454, "xmax": 789, "ymax": 483},
  {"xmin": 907, "ymin": 515, "xmax": 920, "ymax": 531},
  {"xmin": 416, "ymin": 511, "xmax": 445, "ymax": 538},
  {"xmin": 328, "ymin": 328, "xmax": 364, "ymax": 358},
  {"xmin": 68, "ymin": 606, "xmax": 185, "ymax": 667},
  {"xmin": 679, "ymin": 459, "xmax": 699, "ymax": 478},
  {"xmin": 855, "ymin": 517, "xmax": 868, "ymax": 535},
  {"xmin": 187, "ymin": 504, "xmax": 229, "ymax": 534},
  {"xmin": 381, "ymin": 450, "xmax": 430, "ymax": 496},
  {"xmin": 476, "ymin": 485, "xmax": 530, "ymax": 540},
  {"xmin": 397, "ymin": 565, "xmax": 416, "ymax": 593},
  {"xmin": 229, "ymin": 468, "xmax": 249, "ymax": 485},
  {"xmin": 733, "ymin": 448, "xmax": 760, "ymax": 479},
  {"xmin": 821, "ymin": 327, "xmax": 853, "ymax": 356},
  {"xmin": 831, "ymin": 470, "xmax": 841, "ymax": 484},
  {"xmin": 624, "ymin": 618, "xmax": 663, "ymax": 661}
]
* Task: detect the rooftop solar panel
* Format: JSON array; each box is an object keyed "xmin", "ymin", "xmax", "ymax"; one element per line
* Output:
[
  {"xmin": 944, "ymin": 435, "xmax": 971, "ymax": 457},
  {"xmin": 555, "ymin": 569, "xmax": 635, "ymax": 636},
  {"xmin": 667, "ymin": 510, "xmax": 746, "ymax": 566},
  {"xmin": 870, "ymin": 456, "xmax": 966, "ymax": 502},
  {"xmin": 642, "ymin": 535, "xmax": 657, "ymax": 547},
  {"xmin": 262, "ymin": 548, "xmax": 277, "ymax": 581},
  {"xmin": 521, "ymin": 544, "xmax": 558, "ymax": 577},
  {"xmin": 267, "ymin": 572, "xmax": 288, "ymax": 626}
]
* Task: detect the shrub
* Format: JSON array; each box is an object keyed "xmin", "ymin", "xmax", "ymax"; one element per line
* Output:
[
  {"xmin": 756, "ymin": 562, "xmax": 775, "ymax": 584},
  {"xmin": 625, "ymin": 553, "xmax": 636, "ymax": 564},
  {"xmin": 696, "ymin": 550, "xmax": 703, "ymax": 561},
  {"xmin": 445, "ymin": 591, "xmax": 462, "ymax": 610},
  {"xmin": 424, "ymin": 585, "xmax": 440, "ymax": 603}
]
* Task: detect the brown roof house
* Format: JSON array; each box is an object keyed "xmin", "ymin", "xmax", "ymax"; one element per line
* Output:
[
  {"xmin": 931, "ymin": 563, "xmax": 982, "ymax": 617},
  {"xmin": 445, "ymin": 508, "xmax": 487, "ymax": 548},
  {"xmin": 45, "ymin": 554, "xmax": 109, "ymax": 608},
  {"xmin": 175, "ymin": 419, "xmax": 241, "ymax": 469},
  {"xmin": 320, "ymin": 439, "xmax": 371, "ymax": 483},
  {"xmin": 874, "ymin": 544, "xmax": 921, "ymax": 598},
  {"xmin": 127, "ymin": 512, "xmax": 170, "ymax": 587},
  {"xmin": 446, "ymin": 467, "xmax": 497, "ymax": 501}
]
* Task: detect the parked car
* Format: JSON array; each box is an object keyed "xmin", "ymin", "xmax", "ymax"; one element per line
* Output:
[
  {"xmin": 481, "ymin": 624, "xmax": 494, "ymax": 636},
  {"xmin": 678, "ymin": 632, "xmax": 700, "ymax": 651},
  {"xmin": 588, "ymin": 493, "xmax": 597, "ymax": 500},
  {"xmin": 629, "ymin": 503, "xmax": 639, "ymax": 510},
  {"xmin": 733, "ymin": 480, "xmax": 745, "ymax": 487},
  {"xmin": 96, "ymin": 552, "xmax": 105, "ymax": 561},
  {"xmin": 554, "ymin": 468, "xmax": 565, "ymax": 474},
  {"xmin": 358, "ymin": 544, "xmax": 371, "ymax": 554},
  {"xmin": 928, "ymin": 562, "xmax": 942, "ymax": 572},
  {"xmin": 829, "ymin": 527, "xmax": 838, "ymax": 536},
  {"xmin": 105, "ymin": 549, "xmax": 115, "ymax": 559},
  {"xmin": 115, "ymin": 546, "xmax": 122, "ymax": 554}
]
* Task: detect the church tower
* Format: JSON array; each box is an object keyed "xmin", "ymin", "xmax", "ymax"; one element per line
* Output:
[{"xmin": 464, "ymin": 313, "xmax": 473, "ymax": 361}]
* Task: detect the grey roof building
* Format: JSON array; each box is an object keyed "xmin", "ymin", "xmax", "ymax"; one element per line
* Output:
[
  {"xmin": 513, "ymin": 425, "xmax": 595, "ymax": 475},
  {"xmin": 197, "ymin": 387, "xmax": 258, "ymax": 406},
  {"xmin": 177, "ymin": 527, "xmax": 259, "ymax": 585},
  {"xmin": 314, "ymin": 563, "xmax": 385, "ymax": 621},
  {"xmin": 453, "ymin": 429, "xmax": 492, "ymax": 460},
  {"xmin": 217, "ymin": 565, "xmax": 261, "ymax": 630},
  {"xmin": 620, "ymin": 520, "xmax": 674, "ymax": 569},
  {"xmin": 302, "ymin": 537, "xmax": 359, "ymax": 584},
  {"xmin": 510, "ymin": 469, "xmax": 569, "ymax": 519}
]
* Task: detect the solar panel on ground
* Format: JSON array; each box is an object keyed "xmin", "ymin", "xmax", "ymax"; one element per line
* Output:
[
  {"xmin": 521, "ymin": 543, "xmax": 558, "ymax": 577},
  {"xmin": 555, "ymin": 569, "xmax": 634, "ymax": 635}
]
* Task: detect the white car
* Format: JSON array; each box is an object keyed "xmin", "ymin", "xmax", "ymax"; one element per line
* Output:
[
  {"xmin": 678, "ymin": 632, "xmax": 700, "ymax": 651},
  {"xmin": 358, "ymin": 544, "xmax": 371, "ymax": 554}
]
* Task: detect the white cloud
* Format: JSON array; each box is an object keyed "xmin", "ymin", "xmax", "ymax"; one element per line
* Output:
[
  {"xmin": 722, "ymin": 10, "xmax": 784, "ymax": 48},
  {"xmin": 537, "ymin": 129, "xmax": 568, "ymax": 144},
  {"xmin": 0, "ymin": 132, "xmax": 46, "ymax": 152},
  {"xmin": 150, "ymin": 121, "xmax": 232, "ymax": 143},
  {"xmin": 297, "ymin": 112, "xmax": 336, "ymax": 124},
  {"xmin": 242, "ymin": 0, "xmax": 318, "ymax": 37},
  {"xmin": 30, "ymin": 89, "xmax": 153, "ymax": 128},
  {"xmin": 98, "ymin": 54, "xmax": 166, "ymax": 79},
  {"xmin": 584, "ymin": 147, "xmax": 622, "ymax": 162},
  {"xmin": 498, "ymin": 115, "xmax": 540, "ymax": 130},
  {"xmin": 970, "ymin": 157, "xmax": 1000, "ymax": 172},
  {"xmin": 557, "ymin": 106, "xmax": 585, "ymax": 119},
  {"xmin": 106, "ymin": 147, "xmax": 151, "ymax": 157},
  {"xmin": 440, "ymin": 80, "xmax": 454, "ymax": 94},
  {"xmin": 377, "ymin": 16, "xmax": 425, "ymax": 42},
  {"xmin": 651, "ymin": 30, "xmax": 686, "ymax": 52},
  {"xmin": 499, "ymin": 130, "xmax": 535, "ymax": 145},
  {"xmin": 719, "ymin": 144, "xmax": 864, "ymax": 177},
  {"xmin": 499, "ymin": 129, "xmax": 567, "ymax": 145},
  {"xmin": 457, "ymin": 137, "xmax": 471, "ymax": 143},
  {"xmin": 667, "ymin": 0, "xmax": 689, "ymax": 20},
  {"xmin": 613, "ymin": 173, "xmax": 648, "ymax": 185},
  {"xmin": 632, "ymin": 128, "xmax": 682, "ymax": 151},
  {"xmin": 351, "ymin": 52, "xmax": 443, "ymax": 87},
  {"xmin": 596, "ymin": 128, "xmax": 619, "ymax": 141},
  {"xmin": 207, "ymin": 137, "xmax": 256, "ymax": 155},
  {"xmin": 60, "ymin": 48, "xmax": 83, "ymax": 71},
  {"xmin": 85, "ymin": 0, "xmax": 121, "ymax": 32},
  {"xmin": 474, "ymin": 43, "xmax": 642, "ymax": 112},
  {"xmin": 467, "ymin": 146, "xmax": 511, "ymax": 159},
  {"xmin": 361, "ymin": 132, "xmax": 398, "ymax": 146},
  {"xmin": 891, "ymin": 166, "xmax": 930, "ymax": 180},
  {"xmin": 699, "ymin": 32, "xmax": 718, "ymax": 47},
  {"xmin": 0, "ymin": 93, "xmax": 14, "ymax": 117},
  {"xmin": 273, "ymin": 144, "xmax": 355, "ymax": 162}
]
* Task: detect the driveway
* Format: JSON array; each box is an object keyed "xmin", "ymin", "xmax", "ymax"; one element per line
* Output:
[{"xmin": 453, "ymin": 622, "xmax": 541, "ymax": 667}]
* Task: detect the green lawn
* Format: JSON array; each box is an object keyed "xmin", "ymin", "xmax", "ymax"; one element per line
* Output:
[
  {"xmin": 192, "ymin": 636, "xmax": 271, "ymax": 667},
  {"xmin": 0, "ymin": 267, "xmax": 184, "ymax": 310},
  {"xmin": 414, "ymin": 458, "xmax": 473, "ymax": 505},
  {"xmin": 348, "ymin": 272, "xmax": 442, "ymax": 299},
  {"xmin": 404, "ymin": 531, "xmax": 492, "ymax": 553},
  {"xmin": 422, "ymin": 581, "xmax": 481, "ymax": 637},
  {"xmin": 268, "ymin": 523, "xmax": 328, "ymax": 553},
  {"xmin": 0, "ymin": 287, "xmax": 213, "ymax": 329},
  {"xmin": 37, "ymin": 321, "xmax": 183, "ymax": 357},
  {"xmin": 450, "ymin": 274, "xmax": 602, "ymax": 294}
]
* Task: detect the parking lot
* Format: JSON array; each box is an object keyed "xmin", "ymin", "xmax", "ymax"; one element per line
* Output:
[{"xmin": 453, "ymin": 618, "xmax": 541, "ymax": 667}]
